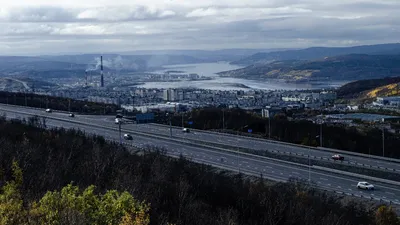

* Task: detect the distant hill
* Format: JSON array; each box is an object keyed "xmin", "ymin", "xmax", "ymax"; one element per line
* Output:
[
  {"xmin": 337, "ymin": 77, "xmax": 400, "ymax": 102},
  {"xmin": 118, "ymin": 48, "xmax": 296, "ymax": 62},
  {"xmin": 218, "ymin": 54, "xmax": 400, "ymax": 82},
  {"xmin": 0, "ymin": 54, "xmax": 209, "ymax": 78},
  {"xmin": 232, "ymin": 43, "xmax": 400, "ymax": 65},
  {"xmin": 0, "ymin": 77, "xmax": 57, "ymax": 92},
  {"xmin": 41, "ymin": 54, "xmax": 206, "ymax": 69}
]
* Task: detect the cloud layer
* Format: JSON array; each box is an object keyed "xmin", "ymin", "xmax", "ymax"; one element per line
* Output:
[{"xmin": 0, "ymin": 0, "xmax": 399, "ymax": 55}]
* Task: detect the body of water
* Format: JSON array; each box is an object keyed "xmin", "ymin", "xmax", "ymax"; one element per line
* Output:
[{"xmin": 137, "ymin": 62, "xmax": 346, "ymax": 91}]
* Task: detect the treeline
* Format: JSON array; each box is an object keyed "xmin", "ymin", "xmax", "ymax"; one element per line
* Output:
[
  {"xmin": 0, "ymin": 91, "xmax": 118, "ymax": 114},
  {"xmin": 1, "ymin": 115, "xmax": 396, "ymax": 225},
  {"xmin": 165, "ymin": 108, "xmax": 400, "ymax": 159},
  {"xmin": 337, "ymin": 76, "xmax": 400, "ymax": 99},
  {"xmin": 1, "ymin": 163, "xmax": 150, "ymax": 224}
]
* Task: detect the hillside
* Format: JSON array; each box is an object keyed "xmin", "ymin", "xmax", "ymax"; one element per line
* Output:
[
  {"xmin": 218, "ymin": 54, "xmax": 400, "ymax": 82},
  {"xmin": 337, "ymin": 77, "xmax": 400, "ymax": 104},
  {"xmin": 0, "ymin": 54, "xmax": 207, "ymax": 79},
  {"xmin": 0, "ymin": 117, "xmax": 385, "ymax": 225},
  {"xmin": 0, "ymin": 77, "xmax": 58, "ymax": 91},
  {"xmin": 40, "ymin": 54, "xmax": 206, "ymax": 70},
  {"xmin": 337, "ymin": 77, "xmax": 400, "ymax": 99},
  {"xmin": 232, "ymin": 43, "xmax": 400, "ymax": 65}
]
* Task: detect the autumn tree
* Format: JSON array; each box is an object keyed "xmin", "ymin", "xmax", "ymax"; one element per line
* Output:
[{"xmin": 375, "ymin": 205, "xmax": 400, "ymax": 225}]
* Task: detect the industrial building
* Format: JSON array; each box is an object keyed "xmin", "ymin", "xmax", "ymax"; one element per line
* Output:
[{"xmin": 373, "ymin": 96, "xmax": 400, "ymax": 108}]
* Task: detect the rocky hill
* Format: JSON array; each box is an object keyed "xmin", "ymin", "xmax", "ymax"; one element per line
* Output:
[{"xmin": 218, "ymin": 54, "xmax": 400, "ymax": 82}]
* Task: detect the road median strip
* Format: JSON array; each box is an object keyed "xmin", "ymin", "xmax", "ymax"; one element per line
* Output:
[
  {"xmin": 151, "ymin": 122, "xmax": 400, "ymax": 164},
  {"xmin": 2, "ymin": 107, "xmax": 400, "ymax": 187}
]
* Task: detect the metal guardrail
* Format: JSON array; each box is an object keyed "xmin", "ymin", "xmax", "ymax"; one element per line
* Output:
[
  {"xmin": 313, "ymin": 166, "xmax": 400, "ymax": 186},
  {"xmin": 126, "ymin": 124, "xmax": 400, "ymax": 173},
  {"xmin": 4, "ymin": 111, "xmax": 399, "ymax": 206},
  {"xmin": 3, "ymin": 107, "xmax": 400, "ymax": 188},
  {"xmin": 151, "ymin": 123, "xmax": 400, "ymax": 164},
  {"xmin": 115, "ymin": 140, "xmax": 400, "ymax": 206},
  {"xmin": 3, "ymin": 102, "xmax": 400, "ymax": 164},
  {"xmin": 318, "ymin": 147, "xmax": 400, "ymax": 164},
  {"xmin": 0, "ymin": 103, "xmax": 69, "ymax": 114},
  {"xmin": 268, "ymin": 149, "xmax": 399, "ymax": 173},
  {"xmin": 168, "ymin": 134, "xmax": 399, "ymax": 173},
  {"xmin": 323, "ymin": 189, "xmax": 400, "ymax": 206}
]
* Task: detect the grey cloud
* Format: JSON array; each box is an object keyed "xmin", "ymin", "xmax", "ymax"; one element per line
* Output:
[
  {"xmin": 0, "ymin": 6, "xmax": 179, "ymax": 23},
  {"xmin": 2, "ymin": 7, "xmax": 77, "ymax": 22},
  {"xmin": 0, "ymin": 1, "xmax": 400, "ymax": 55}
]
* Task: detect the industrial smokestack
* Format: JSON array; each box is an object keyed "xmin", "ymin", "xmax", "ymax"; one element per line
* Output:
[
  {"xmin": 85, "ymin": 71, "xmax": 88, "ymax": 86},
  {"xmin": 100, "ymin": 55, "xmax": 104, "ymax": 87}
]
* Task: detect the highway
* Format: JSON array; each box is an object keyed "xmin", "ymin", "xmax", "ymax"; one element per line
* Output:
[
  {"xmin": 1, "ymin": 104, "xmax": 400, "ymax": 205},
  {"xmin": 66, "ymin": 111, "xmax": 400, "ymax": 172},
  {"xmin": 2, "ymin": 104, "xmax": 400, "ymax": 172}
]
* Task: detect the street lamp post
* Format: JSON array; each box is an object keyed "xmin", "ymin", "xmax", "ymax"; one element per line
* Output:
[
  {"xmin": 320, "ymin": 122, "xmax": 323, "ymax": 147},
  {"xmin": 382, "ymin": 127, "xmax": 385, "ymax": 157},
  {"xmin": 222, "ymin": 109, "xmax": 225, "ymax": 131},
  {"xmin": 166, "ymin": 113, "xmax": 172, "ymax": 137},
  {"xmin": 268, "ymin": 117, "xmax": 271, "ymax": 139},
  {"xmin": 236, "ymin": 125, "xmax": 248, "ymax": 173},
  {"xmin": 118, "ymin": 121, "xmax": 122, "ymax": 145},
  {"xmin": 236, "ymin": 130, "xmax": 240, "ymax": 173},
  {"xmin": 308, "ymin": 148, "xmax": 311, "ymax": 185}
]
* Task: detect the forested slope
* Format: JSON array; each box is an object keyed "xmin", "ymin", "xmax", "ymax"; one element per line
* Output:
[{"xmin": 0, "ymin": 115, "xmax": 397, "ymax": 225}]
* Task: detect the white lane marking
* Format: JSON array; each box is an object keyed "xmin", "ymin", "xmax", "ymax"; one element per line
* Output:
[
  {"xmin": 292, "ymin": 172, "xmax": 300, "ymax": 174},
  {"xmin": 320, "ymin": 178, "xmax": 328, "ymax": 181},
  {"xmin": 386, "ymin": 192, "xmax": 395, "ymax": 195},
  {"xmin": 337, "ymin": 186, "xmax": 341, "ymax": 189}
]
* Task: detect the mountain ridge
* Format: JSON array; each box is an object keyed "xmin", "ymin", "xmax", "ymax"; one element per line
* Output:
[
  {"xmin": 218, "ymin": 54, "xmax": 400, "ymax": 82},
  {"xmin": 232, "ymin": 43, "xmax": 400, "ymax": 65}
]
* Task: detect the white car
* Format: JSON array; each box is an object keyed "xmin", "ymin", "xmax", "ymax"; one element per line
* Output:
[
  {"xmin": 45, "ymin": 108, "xmax": 52, "ymax": 113},
  {"xmin": 123, "ymin": 134, "xmax": 133, "ymax": 140},
  {"xmin": 357, "ymin": 182, "xmax": 374, "ymax": 190},
  {"xmin": 182, "ymin": 128, "xmax": 190, "ymax": 133}
]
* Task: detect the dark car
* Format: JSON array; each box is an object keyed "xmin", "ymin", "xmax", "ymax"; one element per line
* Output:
[{"xmin": 116, "ymin": 114, "xmax": 123, "ymax": 118}]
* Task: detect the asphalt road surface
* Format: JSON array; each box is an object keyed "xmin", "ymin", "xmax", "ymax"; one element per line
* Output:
[
  {"xmin": 1, "ymin": 104, "xmax": 400, "ymax": 205},
  {"xmin": 83, "ymin": 112, "xmax": 400, "ymax": 172},
  {"xmin": 2, "ymin": 103, "xmax": 398, "ymax": 172}
]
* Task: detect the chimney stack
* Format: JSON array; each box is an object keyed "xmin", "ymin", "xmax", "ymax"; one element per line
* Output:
[
  {"xmin": 100, "ymin": 55, "xmax": 104, "ymax": 87},
  {"xmin": 85, "ymin": 71, "xmax": 88, "ymax": 86}
]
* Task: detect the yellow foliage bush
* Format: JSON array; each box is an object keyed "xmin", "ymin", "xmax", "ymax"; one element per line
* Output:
[{"xmin": 0, "ymin": 161, "xmax": 150, "ymax": 225}]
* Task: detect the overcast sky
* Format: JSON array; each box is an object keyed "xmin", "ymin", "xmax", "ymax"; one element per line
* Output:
[{"xmin": 0, "ymin": 0, "xmax": 399, "ymax": 55}]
